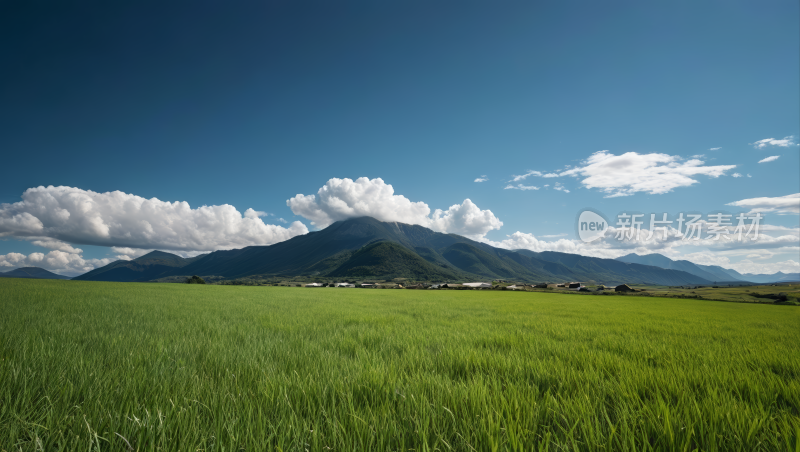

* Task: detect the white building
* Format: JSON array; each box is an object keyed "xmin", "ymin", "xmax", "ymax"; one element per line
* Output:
[
  {"xmin": 336, "ymin": 283, "xmax": 355, "ymax": 288},
  {"xmin": 463, "ymin": 282, "xmax": 492, "ymax": 288},
  {"xmin": 305, "ymin": 283, "xmax": 323, "ymax": 287}
]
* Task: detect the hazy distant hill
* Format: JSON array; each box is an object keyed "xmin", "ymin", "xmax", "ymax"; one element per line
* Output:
[
  {"xmin": 519, "ymin": 251, "xmax": 712, "ymax": 286},
  {"xmin": 616, "ymin": 253, "xmax": 740, "ymax": 282},
  {"xmin": 616, "ymin": 253, "xmax": 796, "ymax": 283},
  {"xmin": 737, "ymin": 271, "xmax": 800, "ymax": 284},
  {"xmin": 76, "ymin": 217, "xmax": 716, "ymax": 285},
  {"xmin": 72, "ymin": 251, "xmax": 206, "ymax": 282},
  {"xmin": 0, "ymin": 267, "xmax": 70, "ymax": 280}
]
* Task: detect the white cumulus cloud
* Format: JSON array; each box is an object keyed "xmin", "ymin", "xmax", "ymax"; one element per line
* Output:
[
  {"xmin": 474, "ymin": 176, "xmax": 488, "ymax": 183},
  {"xmin": 0, "ymin": 185, "xmax": 308, "ymax": 251},
  {"xmin": 732, "ymin": 173, "xmax": 743, "ymax": 178},
  {"xmin": 751, "ymin": 136, "xmax": 797, "ymax": 149},
  {"xmin": 286, "ymin": 177, "xmax": 502, "ymax": 239},
  {"xmin": 758, "ymin": 155, "xmax": 780, "ymax": 163},
  {"xmin": 727, "ymin": 193, "xmax": 800, "ymax": 215},
  {"xmin": 556, "ymin": 151, "xmax": 736, "ymax": 197}
]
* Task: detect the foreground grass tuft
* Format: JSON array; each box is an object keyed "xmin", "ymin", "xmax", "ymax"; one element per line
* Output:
[{"xmin": 1, "ymin": 279, "xmax": 798, "ymax": 451}]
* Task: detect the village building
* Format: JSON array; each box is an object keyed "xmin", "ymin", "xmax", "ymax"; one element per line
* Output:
[
  {"xmin": 336, "ymin": 283, "xmax": 355, "ymax": 288},
  {"xmin": 615, "ymin": 284, "xmax": 634, "ymax": 292},
  {"xmin": 568, "ymin": 282, "xmax": 584, "ymax": 290},
  {"xmin": 305, "ymin": 283, "xmax": 323, "ymax": 287}
]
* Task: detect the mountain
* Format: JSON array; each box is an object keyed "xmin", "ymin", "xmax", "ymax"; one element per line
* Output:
[
  {"xmin": 326, "ymin": 241, "xmax": 467, "ymax": 280},
  {"xmin": 616, "ymin": 253, "xmax": 739, "ymax": 282},
  {"xmin": 161, "ymin": 217, "xmax": 596, "ymax": 282},
  {"xmin": 72, "ymin": 251, "xmax": 206, "ymax": 282},
  {"xmin": 0, "ymin": 267, "xmax": 71, "ymax": 280},
  {"xmin": 77, "ymin": 217, "xmax": 716, "ymax": 286}
]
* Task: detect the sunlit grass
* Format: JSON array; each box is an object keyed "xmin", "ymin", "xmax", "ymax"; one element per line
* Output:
[{"xmin": 1, "ymin": 279, "xmax": 798, "ymax": 451}]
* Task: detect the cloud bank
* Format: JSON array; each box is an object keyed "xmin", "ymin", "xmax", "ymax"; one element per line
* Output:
[
  {"xmin": 510, "ymin": 151, "xmax": 735, "ymax": 198},
  {"xmin": 727, "ymin": 193, "xmax": 800, "ymax": 215},
  {"xmin": 287, "ymin": 177, "xmax": 502, "ymax": 239},
  {"xmin": 0, "ymin": 186, "xmax": 308, "ymax": 251},
  {"xmin": 0, "ymin": 250, "xmax": 115, "ymax": 275}
]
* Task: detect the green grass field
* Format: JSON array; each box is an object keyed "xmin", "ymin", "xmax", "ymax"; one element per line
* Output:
[{"xmin": 1, "ymin": 279, "xmax": 798, "ymax": 451}]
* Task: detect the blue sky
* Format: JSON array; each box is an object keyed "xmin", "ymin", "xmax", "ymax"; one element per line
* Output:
[{"xmin": 1, "ymin": 0, "xmax": 798, "ymax": 276}]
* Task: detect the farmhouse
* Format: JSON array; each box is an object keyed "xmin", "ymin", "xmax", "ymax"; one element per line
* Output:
[
  {"xmin": 568, "ymin": 282, "xmax": 584, "ymax": 290},
  {"xmin": 360, "ymin": 283, "xmax": 375, "ymax": 288},
  {"xmin": 336, "ymin": 283, "xmax": 355, "ymax": 288},
  {"xmin": 305, "ymin": 283, "xmax": 323, "ymax": 287},
  {"xmin": 615, "ymin": 284, "xmax": 634, "ymax": 292},
  {"xmin": 506, "ymin": 285, "xmax": 525, "ymax": 290}
]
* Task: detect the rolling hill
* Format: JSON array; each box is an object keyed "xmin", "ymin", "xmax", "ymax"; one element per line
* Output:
[
  {"xmin": 76, "ymin": 217, "xmax": 717, "ymax": 285},
  {"xmin": 0, "ymin": 267, "xmax": 71, "ymax": 280}
]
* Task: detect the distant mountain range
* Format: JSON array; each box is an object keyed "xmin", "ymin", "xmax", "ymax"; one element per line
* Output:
[
  {"xmin": 0, "ymin": 267, "xmax": 70, "ymax": 280},
  {"xmin": 616, "ymin": 253, "xmax": 799, "ymax": 284},
  {"xmin": 5, "ymin": 218, "xmax": 795, "ymax": 286},
  {"xmin": 74, "ymin": 216, "xmax": 727, "ymax": 285}
]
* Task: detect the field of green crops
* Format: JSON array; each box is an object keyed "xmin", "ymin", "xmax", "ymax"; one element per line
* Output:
[{"xmin": 1, "ymin": 279, "xmax": 798, "ymax": 451}]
